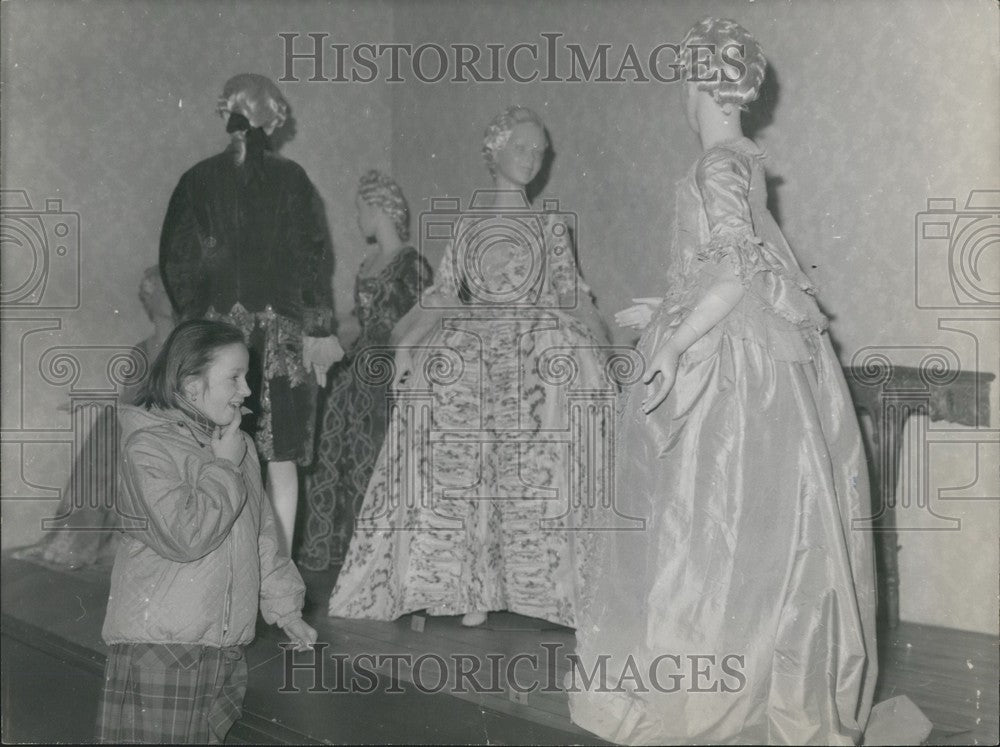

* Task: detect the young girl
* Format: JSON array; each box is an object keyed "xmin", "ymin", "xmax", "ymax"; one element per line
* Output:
[
  {"xmin": 97, "ymin": 319, "xmax": 316, "ymax": 744},
  {"xmin": 568, "ymin": 18, "xmax": 877, "ymax": 744}
]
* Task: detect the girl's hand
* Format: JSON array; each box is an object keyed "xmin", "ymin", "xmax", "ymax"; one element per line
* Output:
[
  {"xmin": 211, "ymin": 412, "xmax": 247, "ymax": 465},
  {"xmin": 641, "ymin": 343, "xmax": 680, "ymax": 414},
  {"xmin": 615, "ymin": 297, "xmax": 663, "ymax": 330},
  {"xmin": 281, "ymin": 618, "xmax": 317, "ymax": 652}
]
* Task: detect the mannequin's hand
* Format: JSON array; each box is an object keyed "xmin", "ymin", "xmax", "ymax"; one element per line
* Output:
[
  {"xmin": 615, "ymin": 298, "xmax": 663, "ymax": 331},
  {"xmin": 303, "ymin": 336, "xmax": 345, "ymax": 386},
  {"xmin": 641, "ymin": 343, "xmax": 680, "ymax": 415},
  {"xmin": 393, "ymin": 347, "xmax": 418, "ymax": 390},
  {"xmin": 281, "ymin": 618, "xmax": 317, "ymax": 652},
  {"xmin": 336, "ymin": 316, "xmax": 362, "ymax": 351}
]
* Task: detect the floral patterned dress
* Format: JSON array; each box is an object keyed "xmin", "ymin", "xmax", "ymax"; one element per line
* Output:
[
  {"xmin": 327, "ymin": 211, "xmax": 611, "ymax": 627},
  {"xmin": 298, "ymin": 247, "xmax": 432, "ymax": 571}
]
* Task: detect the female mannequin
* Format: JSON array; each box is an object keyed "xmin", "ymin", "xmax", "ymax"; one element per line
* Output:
[
  {"xmin": 298, "ymin": 171, "xmax": 432, "ymax": 571},
  {"xmin": 568, "ymin": 19, "xmax": 877, "ymax": 744},
  {"xmin": 327, "ymin": 107, "xmax": 610, "ymax": 629}
]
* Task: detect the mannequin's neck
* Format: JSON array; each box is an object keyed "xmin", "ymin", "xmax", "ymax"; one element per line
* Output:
[
  {"xmin": 374, "ymin": 220, "xmax": 404, "ymax": 254},
  {"xmin": 698, "ymin": 110, "xmax": 745, "ymax": 151},
  {"xmin": 489, "ymin": 175, "xmax": 531, "ymax": 207}
]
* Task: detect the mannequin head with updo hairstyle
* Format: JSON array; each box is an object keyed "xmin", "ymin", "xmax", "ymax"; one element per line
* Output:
[
  {"xmin": 357, "ymin": 170, "xmax": 410, "ymax": 242},
  {"xmin": 680, "ymin": 18, "xmax": 767, "ymax": 109},
  {"xmin": 481, "ymin": 106, "xmax": 547, "ymax": 178}
]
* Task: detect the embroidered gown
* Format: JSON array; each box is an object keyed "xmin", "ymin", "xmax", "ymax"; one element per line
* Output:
[
  {"xmin": 298, "ymin": 247, "xmax": 433, "ymax": 571},
  {"xmin": 327, "ymin": 209, "xmax": 610, "ymax": 627},
  {"xmin": 568, "ymin": 139, "xmax": 878, "ymax": 744}
]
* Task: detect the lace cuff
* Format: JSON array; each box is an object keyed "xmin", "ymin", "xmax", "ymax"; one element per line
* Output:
[{"xmin": 697, "ymin": 227, "xmax": 781, "ymax": 287}]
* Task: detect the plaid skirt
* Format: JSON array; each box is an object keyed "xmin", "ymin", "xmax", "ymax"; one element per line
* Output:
[{"xmin": 96, "ymin": 643, "xmax": 248, "ymax": 744}]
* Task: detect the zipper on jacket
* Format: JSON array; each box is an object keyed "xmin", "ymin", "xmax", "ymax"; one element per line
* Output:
[{"xmin": 222, "ymin": 524, "xmax": 235, "ymax": 641}]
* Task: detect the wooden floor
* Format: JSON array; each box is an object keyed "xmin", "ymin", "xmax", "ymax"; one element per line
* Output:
[{"xmin": 2, "ymin": 553, "xmax": 997, "ymax": 745}]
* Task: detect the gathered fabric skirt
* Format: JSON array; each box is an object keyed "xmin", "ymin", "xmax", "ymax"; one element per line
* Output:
[
  {"xmin": 326, "ymin": 310, "xmax": 611, "ymax": 627},
  {"xmin": 568, "ymin": 328, "xmax": 878, "ymax": 744}
]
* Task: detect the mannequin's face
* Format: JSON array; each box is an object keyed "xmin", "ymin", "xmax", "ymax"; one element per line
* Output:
[
  {"xmin": 356, "ymin": 195, "xmax": 377, "ymax": 238},
  {"xmin": 493, "ymin": 121, "xmax": 546, "ymax": 188}
]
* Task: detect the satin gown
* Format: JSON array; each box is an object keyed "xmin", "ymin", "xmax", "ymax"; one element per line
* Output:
[
  {"xmin": 568, "ymin": 138, "xmax": 878, "ymax": 744},
  {"xmin": 327, "ymin": 209, "xmax": 610, "ymax": 627}
]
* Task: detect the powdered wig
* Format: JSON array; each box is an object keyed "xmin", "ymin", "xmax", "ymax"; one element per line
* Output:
[
  {"xmin": 482, "ymin": 106, "xmax": 546, "ymax": 176},
  {"xmin": 217, "ymin": 73, "xmax": 289, "ymax": 133},
  {"xmin": 136, "ymin": 319, "xmax": 246, "ymax": 413},
  {"xmin": 358, "ymin": 170, "xmax": 410, "ymax": 242},
  {"xmin": 680, "ymin": 18, "xmax": 767, "ymax": 108},
  {"xmin": 217, "ymin": 73, "xmax": 288, "ymax": 165}
]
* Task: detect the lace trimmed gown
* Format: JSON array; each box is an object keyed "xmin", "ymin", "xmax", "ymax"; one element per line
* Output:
[
  {"xmin": 327, "ymin": 209, "xmax": 610, "ymax": 627},
  {"xmin": 298, "ymin": 247, "xmax": 432, "ymax": 570},
  {"xmin": 568, "ymin": 139, "xmax": 878, "ymax": 744}
]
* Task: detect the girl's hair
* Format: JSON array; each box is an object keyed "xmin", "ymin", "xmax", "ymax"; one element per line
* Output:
[
  {"xmin": 358, "ymin": 170, "xmax": 410, "ymax": 242},
  {"xmin": 136, "ymin": 319, "xmax": 246, "ymax": 411},
  {"xmin": 680, "ymin": 18, "xmax": 767, "ymax": 108},
  {"xmin": 482, "ymin": 106, "xmax": 546, "ymax": 176}
]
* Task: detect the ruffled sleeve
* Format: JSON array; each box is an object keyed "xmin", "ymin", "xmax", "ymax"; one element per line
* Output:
[
  {"xmin": 691, "ymin": 147, "xmax": 827, "ymax": 333},
  {"xmin": 694, "ymin": 148, "xmax": 778, "ymax": 286}
]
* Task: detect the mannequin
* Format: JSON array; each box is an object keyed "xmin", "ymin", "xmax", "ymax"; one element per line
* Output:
[
  {"xmin": 298, "ymin": 171, "xmax": 431, "ymax": 571},
  {"xmin": 160, "ymin": 73, "xmax": 342, "ymax": 555},
  {"xmin": 326, "ymin": 107, "xmax": 609, "ymax": 631},
  {"xmin": 569, "ymin": 18, "xmax": 878, "ymax": 744}
]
